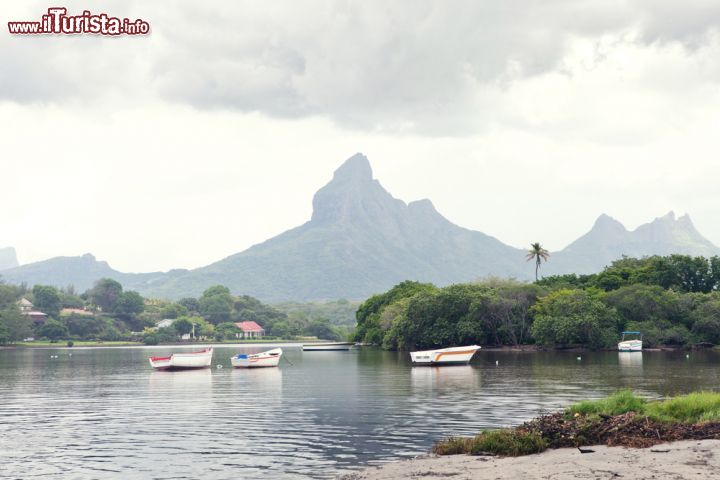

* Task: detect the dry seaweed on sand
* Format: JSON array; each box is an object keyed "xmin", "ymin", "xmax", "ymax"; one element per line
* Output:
[{"xmin": 434, "ymin": 391, "xmax": 720, "ymax": 456}]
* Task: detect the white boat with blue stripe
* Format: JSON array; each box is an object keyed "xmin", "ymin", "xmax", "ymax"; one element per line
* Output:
[
  {"xmin": 231, "ymin": 348, "xmax": 283, "ymax": 368},
  {"xmin": 618, "ymin": 331, "xmax": 643, "ymax": 352}
]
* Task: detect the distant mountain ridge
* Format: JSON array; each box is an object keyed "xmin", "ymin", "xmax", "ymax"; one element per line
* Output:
[
  {"xmin": 544, "ymin": 212, "xmax": 720, "ymax": 275},
  {"xmin": 2, "ymin": 154, "xmax": 719, "ymax": 300}
]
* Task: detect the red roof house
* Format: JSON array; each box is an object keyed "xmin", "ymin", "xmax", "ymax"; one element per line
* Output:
[{"xmin": 234, "ymin": 321, "xmax": 265, "ymax": 339}]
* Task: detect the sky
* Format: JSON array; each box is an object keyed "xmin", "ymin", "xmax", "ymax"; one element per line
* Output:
[{"xmin": 2, "ymin": 1, "xmax": 720, "ymax": 272}]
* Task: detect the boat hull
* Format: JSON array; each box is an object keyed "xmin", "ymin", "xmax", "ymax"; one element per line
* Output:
[
  {"xmin": 149, "ymin": 347, "xmax": 213, "ymax": 370},
  {"xmin": 618, "ymin": 340, "xmax": 642, "ymax": 352},
  {"xmin": 302, "ymin": 342, "xmax": 355, "ymax": 351},
  {"xmin": 231, "ymin": 348, "xmax": 282, "ymax": 368},
  {"xmin": 410, "ymin": 345, "xmax": 481, "ymax": 366}
]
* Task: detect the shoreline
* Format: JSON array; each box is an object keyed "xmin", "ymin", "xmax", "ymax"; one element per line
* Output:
[
  {"xmin": 341, "ymin": 440, "xmax": 720, "ymax": 479},
  {"xmin": 1, "ymin": 339, "xmax": 327, "ymax": 349}
]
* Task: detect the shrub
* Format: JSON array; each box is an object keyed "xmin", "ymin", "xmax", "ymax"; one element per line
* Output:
[
  {"xmin": 469, "ymin": 430, "xmax": 547, "ymax": 456},
  {"xmin": 567, "ymin": 390, "xmax": 647, "ymax": 417},
  {"xmin": 432, "ymin": 437, "xmax": 472, "ymax": 455},
  {"xmin": 67, "ymin": 340, "xmax": 74, "ymax": 347},
  {"xmin": 646, "ymin": 392, "xmax": 720, "ymax": 423}
]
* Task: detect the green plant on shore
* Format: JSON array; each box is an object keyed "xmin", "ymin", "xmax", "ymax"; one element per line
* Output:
[
  {"xmin": 646, "ymin": 392, "xmax": 720, "ymax": 423},
  {"xmin": 432, "ymin": 437, "xmax": 473, "ymax": 455},
  {"xmin": 566, "ymin": 390, "xmax": 647, "ymax": 417},
  {"xmin": 566, "ymin": 390, "xmax": 720, "ymax": 424},
  {"xmin": 434, "ymin": 390, "xmax": 720, "ymax": 457},
  {"xmin": 434, "ymin": 430, "xmax": 547, "ymax": 457}
]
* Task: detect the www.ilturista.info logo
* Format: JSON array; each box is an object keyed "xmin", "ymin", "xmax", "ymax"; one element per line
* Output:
[{"xmin": 8, "ymin": 8, "xmax": 150, "ymax": 35}]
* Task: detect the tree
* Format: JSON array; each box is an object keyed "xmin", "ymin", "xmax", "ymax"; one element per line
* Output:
[
  {"xmin": 691, "ymin": 300, "xmax": 720, "ymax": 344},
  {"xmin": 202, "ymin": 285, "xmax": 231, "ymax": 297},
  {"xmin": 305, "ymin": 318, "xmax": 341, "ymax": 341},
  {"xmin": 214, "ymin": 322, "xmax": 240, "ymax": 340},
  {"xmin": 188, "ymin": 316, "xmax": 214, "ymax": 339},
  {"xmin": 0, "ymin": 285, "xmax": 18, "ymax": 309},
  {"xmin": 37, "ymin": 318, "xmax": 69, "ymax": 341},
  {"xmin": 0, "ymin": 307, "xmax": 31, "ymax": 343},
  {"xmin": 33, "ymin": 285, "xmax": 62, "ymax": 317},
  {"xmin": 89, "ymin": 278, "xmax": 123, "ymax": 312},
  {"xmin": 178, "ymin": 297, "xmax": 200, "ymax": 313},
  {"xmin": 173, "ymin": 317, "xmax": 193, "ymax": 337},
  {"xmin": 113, "ymin": 291, "xmax": 145, "ymax": 319},
  {"xmin": 530, "ymin": 289, "xmax": 619, "ymax": 348},
  {"xmin": 199, "ymin": 292, "xmax": 233, "ymax": 325},
  {"xmin": 526, "ymin": 242, "xmax": 550, "ymax": 281},
  {"xmin": 32, "ymin": 285, "xmax": 62, "ymax": 317},
  {"xmin": 65, "ymin": 315, "xmax": 107, "ymax": 339},
  {"xmin": 159, "ymin": 303, "xmax": 189, "ymax": 319}
]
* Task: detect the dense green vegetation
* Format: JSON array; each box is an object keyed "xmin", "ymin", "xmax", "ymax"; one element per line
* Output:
[
  {"xmin": 0, "ymin": 278, "xmax": 350, "ymax": 346},
  {"xmin": 434, "ymin": 390, "xmax": 720, "ymax": 457},
  {"xmin": 354, "ymin": 254, "xmax": 720, "ymax": 350}
]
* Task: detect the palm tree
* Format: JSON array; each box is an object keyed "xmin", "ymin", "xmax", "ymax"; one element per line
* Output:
[{"xmin": 526, "ymin": 242, "xmax": 550, "ymax": 281}]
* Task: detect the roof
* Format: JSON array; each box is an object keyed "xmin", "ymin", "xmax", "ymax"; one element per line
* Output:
[
  {"xmin": 235, "ymin": 321, "xmax": 265, "ymax": 333},
  {"xmin": 18, "ymin": 298, "xmax": 33, "ymax": 306},
  {"xmin": 26, "ymin": 311, "xmax": 47, "ymax": 316}
]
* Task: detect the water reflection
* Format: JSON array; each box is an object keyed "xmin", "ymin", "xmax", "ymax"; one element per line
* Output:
[
  {"xmin": 618, "ymin": 352, "xmax": 643, "ymax": 369},
  {"xmin": 410, "ymin": 365, "xmax": 480, "ymax": 390},
  {"xmin": 3, "ymin": 346, "xmax": 720, "ymax": 479}
]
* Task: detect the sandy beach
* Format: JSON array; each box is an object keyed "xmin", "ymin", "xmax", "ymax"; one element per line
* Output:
[{"xmin": 341, "ymin": 440, "xmax": 720, "ymax": 479}]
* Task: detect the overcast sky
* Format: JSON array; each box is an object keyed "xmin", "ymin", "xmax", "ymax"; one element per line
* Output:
[{"xmin": 2, "ymin": 1, "xmax": 720, "ymax": 272}]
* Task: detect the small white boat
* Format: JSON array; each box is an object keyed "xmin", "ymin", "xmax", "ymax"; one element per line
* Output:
[
  {"xmin": 410, "ymin": 345, "xmax": 481, "ymax": 366},
  {"xmin": 231, "ymin": 348, "xmax": 283, "ymax": 368},
  {"xmin": 302, "ymin": 342, "xmax": 355, "ymax": 351},
  {"xmin": 618, "ymin": 331, "xmax": 643, "ymax": 352},
  {"xmin": 148, "ymin": 347, "xmax": 213, "ymax": 370}
]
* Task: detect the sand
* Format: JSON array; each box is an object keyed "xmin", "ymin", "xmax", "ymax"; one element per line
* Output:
[{"xmin": 340, "ymin": 440, "xmax": 720, "ymax": 479}]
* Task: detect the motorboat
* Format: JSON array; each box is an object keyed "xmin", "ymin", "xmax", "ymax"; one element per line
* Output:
[
  {"xmin": 148, "ymin": 347, "xmax": 213, "ymax": 370},
  {"xmin": 302, "ymin": 342, "xmax": 355, "ymax": 351},
  {"xmin": 618, "ymin": 331, "xmax": 642, "ymax": 352},
  {"xmin": 231, "ymin": 348, "xmax": 283, "ymax": 368},
  {"xmin": 410, "ymin": 345, "xmax": 481, "ymax": 366}
]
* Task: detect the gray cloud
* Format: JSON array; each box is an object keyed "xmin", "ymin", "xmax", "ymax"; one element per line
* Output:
[{"xmin": 2, "ymin": 1, "xmax": 720, "ymax": 134}]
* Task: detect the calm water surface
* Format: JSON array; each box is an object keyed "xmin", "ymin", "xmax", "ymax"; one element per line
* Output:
[{"xmin": 2, "ymin": 345, "xmax": 720, "ymax": 479}]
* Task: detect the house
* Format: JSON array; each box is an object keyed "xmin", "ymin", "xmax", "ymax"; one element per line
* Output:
[
  {"xmin": 18, "ymin": 298, "xmax": 33, "ymax": 313},
  {"xmin": 235, "ymin": 321, "xmax": 265, "ymax": 339},
  {"xmin": 26, "ymin": 311, "xmax": 48, "ymax": 327},
  {"xmin": 157, "ymin": 319, "xmax": 174, "ymax": 329},
  {"xmin": 17, "ymin": 298, "xmax": 48, "ymax": 326}
]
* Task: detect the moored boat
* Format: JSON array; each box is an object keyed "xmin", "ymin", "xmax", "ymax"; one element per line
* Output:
[
  {"xmin": 410, "ymin": 345, "xmax": 481, "ymax": 366},
  {"xmin": 302, "ymin": 342, "xmax": 355, "ymax": 351},
  {"xmin": 231, "ymin": 348, "xmax": 283, "ymax": 368},
  {"xmin": 618, "ymin": 331, "xmax": 643, "ymax": 352},
  {"xmin": 148, "ymin": 347, "xmax": 213, "ymax": 370}
]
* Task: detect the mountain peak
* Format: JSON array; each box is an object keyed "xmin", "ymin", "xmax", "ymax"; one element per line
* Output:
[
  {"xmin": 593, "ymin": 213, "xmax": 624, "ymax": 228},
  {"xmin": 311, "ymin": 153, "xmax": 400, "ymax": 225},
  {"xmin": 0, "ymin": 246, "xmax": 19, "ymax": 270},
  {"xmin": 332, "ymin": 153, "xmax": 373, "ymax": 182},
  {"xmin": 654, "ymin": 211, "xmax": 676, "ymax": 223},
  {"xmin": 588, "ymin": 214, "xmax": 627, "ymax": 236}
]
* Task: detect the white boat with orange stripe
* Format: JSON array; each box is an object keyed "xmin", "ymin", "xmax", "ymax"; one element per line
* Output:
[
  {"xmin": 148, "ymin": 347, "xmax": 213, "ymax": 370},
  {"xmin": 231, "ymin": 348, "xmax": 283, "ymax": 368},
  {"xmin": 410, "ymin": 345, "xmax": 481, "ymax": 366}
]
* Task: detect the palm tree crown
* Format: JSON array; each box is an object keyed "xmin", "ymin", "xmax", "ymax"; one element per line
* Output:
[{"xmin": 526, "ymin": 242, "xmax": 550, "ymax": 281}]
